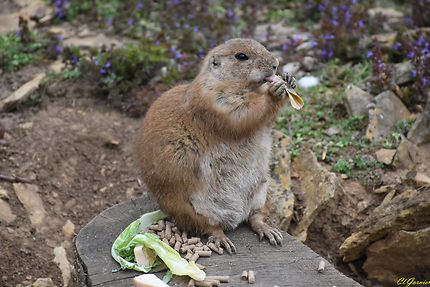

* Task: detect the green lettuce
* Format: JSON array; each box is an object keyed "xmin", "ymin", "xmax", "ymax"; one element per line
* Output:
[
  {"xmin": 111, "ymin": 210, "xmax": 167, "ymax": 272},
  {"xmin": 111, "ymin": 210, "xmax": 206, "ymax": 281}
]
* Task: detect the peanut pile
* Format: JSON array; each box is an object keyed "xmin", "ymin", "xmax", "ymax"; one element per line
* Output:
[{"xmin": 144, "ymin": 219, "xmax": 229, "ymax": 287}]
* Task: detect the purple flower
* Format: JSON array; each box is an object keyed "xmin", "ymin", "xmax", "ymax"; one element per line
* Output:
[
  {"xmin": 155, "ymin": 40, "xmax": 160, "ymax": 46},
  {"xmin": 366, "ymin": 50, "xmax": 373, "ymax": 58},
  {"xmin": 227, "ymin": 9, "xmax": 234, "ymax": 18},
  {"xmin": 317, "ymin": 4, "xmax": 325, "ymax": 12},
  {"xmin": 328, "ymin": 50, "xmax": 334, "ymax": 59},
  {"xmin": 282, "ymin": 42, "xmax": 289, "ymax": 52},
  {"xmin": 320, "ymin": 48, "xmax": 327, "ymax": 58},
  {"xmin": 405, "ymin": 16, "xmax": 412, "ymax": 27},
  {"xmin": 392, "ymin": 42, "xmax": 402, "ymax": 51},
  {"xmin": 106, "ymin": 18, "xmax": 113, "ymax": 26},
  {"xmin": 57, "ymin": 34, "xmax": 64, "ymax": 42},
  {"xmin": 127, "ymin": 18, "xmax": 134, "ymax": 26},
  {"xmin": 310, "ymin": 41, "xmax": 318, "ymax": 48},
  {"xmin": 358, "ymin": 20, "xmax": 364, "ymax": 28},
  {"xmin": 408, "ymin": 51, "xmax": 415, "ymax": 59},
  {"xmin": 345, "ymin": 10, "xmax": 351, "ymax": 23},
  {"xmin": 332, "ymin": 5, "xmax": 338, "ymax": 15},
  {"xmin": 331, "ymin": 19, "xmax": 339, "ymax": 26},
  {"xmin": 417, "ymin": 36, "xmax": 425, "ymax": 46},
  {"xmin": 323, "ymin": 34, "xmax": 335, "ymax": 40},
  {"xmin": 105, "ymin": 61, "xmax": 111, "ymax": 68},
  {"xmin": 341, "ymin": 4, "xmax": 348, "ymax": 11},
  {"xmin": 174, "ymin": 51, "xmax": 182, "ymax": 59},
  {"xmin": 72, "ymin": 55, "xmax": 79, "ymax": 65},
  {"xmin": 136, "ymin": 2, "xmax": 144, "ymax": 10},
  {"xmin": 351, "ymin": 0, "xmax": 358, "ymax": 4},
  {"xmin": 197, "ymin": 50, "xmax": 205, "ymax": 58},
  {"xmin": 100, "ymin": 68, "xmax": 107, "ymax": 75},
  {"xmin": 15, "ymin": 29, "xmax": 21, "ymax": 37},
  {"xmin": 172, "ymin": 0, "xmax": 181, "ymax": 4},
  {"xmin": 423, "ymin": 47, "xmax": 429, "ymax": 55},
  {"xmin": 55, "ymin": 45, "xmax": 62, "ymax": 54},
  {"xmin": 411, "ymin": 70, "xmax": 417, "ymax": 78},
  {"xmin": 193, "ymin": 26, "xmax": 199, "ymax": 32},
  {"xmin": 423, "ymin": 78, "xmax": 429, "ymax": 86},
  {"xmin": 183, "ymin": 23, "xmax": 190, "ymax": 29},
  {"xmin": 95, "ymin": 59, "xmax": 99, "ymax": 66}
]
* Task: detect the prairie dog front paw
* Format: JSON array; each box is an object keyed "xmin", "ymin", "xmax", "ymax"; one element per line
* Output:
[{"xmin": 268, "ymin": 76, "xmax": 287, "ymax": 99}]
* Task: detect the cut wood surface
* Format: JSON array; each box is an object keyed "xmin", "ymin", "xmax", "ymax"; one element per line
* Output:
[{"xmin": 75, "ymin": 196, "xmax": 363, "ymax": 287}]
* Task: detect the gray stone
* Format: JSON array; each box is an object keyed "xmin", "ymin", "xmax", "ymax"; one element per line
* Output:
[
  {"xmin": 13, "ymin": 183, "xmax": 47, "ymax": 227},
  {"xmin": 63, "ymin": 34, "xmax": 124, "ymax": 49},
  {"xmin": 281, "ymin": 62, "xmax": 301, "ymax": 75},
  {"xmin": 302, "ymin": 56, "xmax": 317, "ymax": 71},
  {"xmin": 295, "ymin": 41, "xmax": 315, "ymax": 52},
  {"xmin": 375, "ymin": 148, "xmax": 396, "ymax": 165},
  {"xmin": 32, "ymin": 278, "xmax": 56, "ymax": 287},
  {"xmin": 290, "ymin": 150, "xmax": 339, "ymax": 241},
  {"xmin": 345, "ymin": 85, "xmax": 373, "ymax": 117},
  {"xmin": 269, "ymin": 131, "xmax": 295, "ymax": 231},
  {"xmin": 408, "ymin": 95, "xmax": 430, "ymax": 145},
  {"xmin": 0, "ymin": 199, "xmax": 16, "ymax": 224},
  {"xmin": 339, "ymin": 188, "xmax": 430, "ymax": 262},
  {"xmin": 254, "ymin": 22, "xmax": 298, "ymax": 45},
  {"xmin": 363, "ymin": 227, "xmax": 430, "ymax": 285},
  {"xmin": 53, "ymin": 246, "xmax": 72, "ymax": 287},
  {"xmin": 393, "ymin": 61, "xmax": 414, "ymax": 85},
  {"xmin": 368, "ymin": 7, "xmax": 404, "ymax": 25},
  {"xmin": 366, "ymin": 91, "xmax": 411, "ymax": 142}
]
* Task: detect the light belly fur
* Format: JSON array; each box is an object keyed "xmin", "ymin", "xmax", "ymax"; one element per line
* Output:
[{"xmin": 190, "ymin": 128, "xmax": 272, "ymax": 229}]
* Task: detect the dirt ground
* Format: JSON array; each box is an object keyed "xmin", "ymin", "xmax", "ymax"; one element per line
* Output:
[{"xmin": 0, "ymin": 82, "xmax": 148, "ymax": 287}]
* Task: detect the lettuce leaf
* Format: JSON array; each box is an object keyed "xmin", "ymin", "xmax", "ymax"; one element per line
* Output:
[
  {"xmin": 126, "ymin": 233, "xmax": 206, "ymax": 281},
  {"xmin": 111, "ymin": 210, "xmax": 167, "ymax": 272},
  {"xmin": 111, "ymin": 210, "xmax": 206, "ymax": 281}
]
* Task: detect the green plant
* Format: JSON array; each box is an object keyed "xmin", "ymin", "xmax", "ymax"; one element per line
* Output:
[{"xmin": 0, "ymin": 32, "xmax": 47, "ymax": 72}]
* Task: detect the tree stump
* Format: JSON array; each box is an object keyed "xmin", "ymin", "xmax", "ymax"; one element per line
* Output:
[{"xmin": 75, "ymin": 196, "xmax": 363, "ymax": 287}]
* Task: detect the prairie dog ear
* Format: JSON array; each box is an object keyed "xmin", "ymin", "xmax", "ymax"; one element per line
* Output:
[{"xmin": 210, "ymin": 55, "xmax": 221, "ymax": 69}]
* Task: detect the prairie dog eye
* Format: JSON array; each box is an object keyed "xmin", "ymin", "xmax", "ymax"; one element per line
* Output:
[{"xmin": 235, "ymin": 53, "xmax": 249, "ymax": 61}]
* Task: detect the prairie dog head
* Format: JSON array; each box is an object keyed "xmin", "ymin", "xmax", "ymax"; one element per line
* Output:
[{"xmin": 200, "ymin": 38, "xmax": 279, "ymax": 86}]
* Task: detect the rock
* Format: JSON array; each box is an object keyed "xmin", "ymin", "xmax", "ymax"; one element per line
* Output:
[
  {"xmin": 297, "ymin": 76, "xmax": 319, "ymax": 89},
  {"xmin": 363, "ymin": 227, "xmax": 430, "ymax": 285},
  {"xmin": 63, "ymin": 34, "xmax": 124, "ymax": 49},
  {"xmin": 325, "ymin": 127, "xmax": 340, "ymax": 136},
  {"xmin": 32, "ymin": 278, "xmax": 56, "ymax": 287},
  {"xmin": 99, "ymin": 132, "xmax": 120, "ymax": 148},
  {"xmin": 290, "ymin": 150, "xmax": 339, "ymax": 241},
  {"xmin": 0, "ymin": 199, "xmax": 16, "ymax": 224},
  {"xmin": 0, "ymin": 0, "xmax": 52, "ymax": 36},
  {"xmin": 0, "ymin": 187, "xmax": 9, "ymax": 200},
  {"xmin": 393, "ymin": 61, "xmax": 414, "ymax": 85},
  {"xmin": 13, "ymin": 183, "xmax": 47, "ymax": 227},
  {"xmin": 271, "ymin": 130, "xmax": 291, "ymax": 190},
  {"xmin": 366, "ymin": 91, "xmax": 411, "ymax": 142},
  {"xmin": 302, "ymin": 56, "xmax": 317, "ymax": 71},
  {"xmin": 368, "ymin": 7, "xmax": 404, "ymax": 25},
  {"xmin": 339, "ymin": 188, "xmax": 430, "ymax": 262},
  {"xmin": 62, "ymin": 220, "xmax": 75, "ymax": 239},
  {"xmin": 53, "ymin": 246, "xmax": 72, "ymax": 287},
  {"xmin": 370, "ymin": 32, "xmax": 397, "ymax": 46},
  {"xmin": 254, "ymin": 22, "xmax": 299, "ymax": 45},
  {"xmin": 414, "ymin": 173, "xmax": 430, "ymax": 186},
  {"xmin": 281, "ymin": 62, "xmax": 301, "ymax": 75},
  {"xmin": 268, "ymin": 180, "xmax": 295, "ymax": 231},
  {"xmin": 269, "ymin": 131, "xmax": 295, "ymax": 231},
  {"xmin": 394, "ymin": 138, "xmax": 418, "ymax": 168},
  {"xmin": 375, "ymin": 148, "xmax": 396, "ymax": 165},
  {"xmin": 345, "ymin": 85, "xmax": 373, "ymax": 117},
  {"xmin": 295, "ymin": 41, "xmax": 315, "ymax": 52},
  {"xmin": 408, "ymin": 96, "xmax": 430, "ymax": 145},
  {"xmin": 0, "ymin": 73, "xmax": 45, "ymax": 112}
]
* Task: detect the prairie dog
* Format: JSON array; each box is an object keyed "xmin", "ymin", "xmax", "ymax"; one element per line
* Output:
[{"xmin": 138, "ymin": 38, "xmax": 296, "ymax": 253}]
